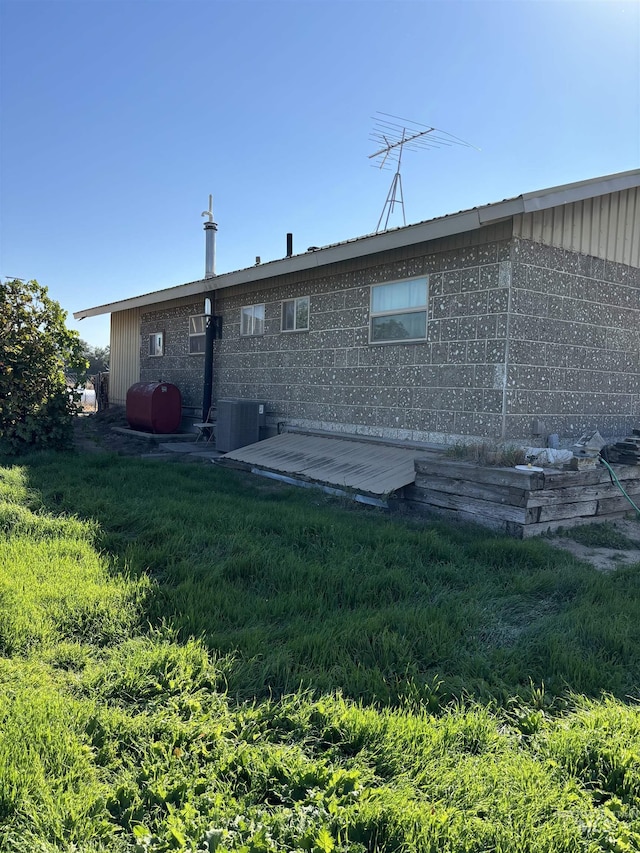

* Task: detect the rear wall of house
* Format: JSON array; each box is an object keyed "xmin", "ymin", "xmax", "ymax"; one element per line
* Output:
[
  {"xmin": 139, "ymin": 226, "xmax": 513, "ymax": 442},
  {"xmin": 138, "ymin": 224, "xmax": 640, "ymax": 444},
  {"xmin": 505, "ymin": 238, "xmax": 640, "ymax": 438}
]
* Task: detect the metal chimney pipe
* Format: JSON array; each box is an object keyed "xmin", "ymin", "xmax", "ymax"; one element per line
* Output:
[
  {"xmin": 286, "ymin": 232, "xmax": 293, "ymax": 258},
  {"xmin": 204, "ymin": 221, "xmax": 217, "ymax": 278},
  {"xmin": 201, "ymin": 195, "xmax": 217, "ymax": 278}
]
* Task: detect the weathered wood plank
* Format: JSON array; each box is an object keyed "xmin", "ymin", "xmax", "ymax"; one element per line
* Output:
[
  {"xmin": 541, "ymin": 465, "xmax": 640, "ymax": 489},
  {"xmin": 415, "ymin": 502, "xmax": 513, "ymax": 535},
  {"xmin": 414, "ymin": 457, "xmax": 545, "ymax": 489},
  {"xmin": 412, "ymin": 475, "xmax": 528, "ymax": 507},
  {"xmin": 537, "ymin": 501, "xmax": 598, "ymax": 522},
  {"xmin": 525, "ymin": 482, "xmax": 640, "ymax": 507},
  {"xmin": 597, "ymin": 494, "xmax": 640, "ymax": 515},
  {"xmin": 521, "ymin": 510, "xmax": 638, "ymax": 538},
  {"xmin": 409, "ymin": 488, "xmax": 538, "ymax": 524}
]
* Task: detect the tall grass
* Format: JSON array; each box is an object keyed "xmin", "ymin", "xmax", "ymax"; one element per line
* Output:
[
  {"xmin": 13, "ymin": 451, "xmax": 640, "ymax": 704},
  {"xmin": 1, "ymin": 451, "xmax": 640, "ymax": 851}
]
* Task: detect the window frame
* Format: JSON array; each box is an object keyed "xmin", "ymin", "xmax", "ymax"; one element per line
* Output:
[
  {"xmin": 240, "ymin": 303, "xmax": 266, "ymax": 337},
  {"xmin": 189, "ymin": 314, "xmax": 207, "ymax": 355},
  {"xmin": 148, "ymin": 331, "xmax": 164, "ymax": 357},
  {"xmin": 281, "ymin": 295, "xmax": 310, "ymax": 333},
  {"xmin": 368, "ymin": 276, "xmax": 429, "ymax": 344}
]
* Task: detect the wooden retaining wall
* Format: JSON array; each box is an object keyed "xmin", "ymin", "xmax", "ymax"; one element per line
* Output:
[{"xmin": 405, "ymin": 454, "xmax": 640, "ymax": 538}]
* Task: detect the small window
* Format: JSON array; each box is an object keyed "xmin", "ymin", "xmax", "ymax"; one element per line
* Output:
[
  {"xmin": 369, "ymin": 277, "xmax": 428, "ymax": 343},
  {"xmin": 189, "ymin": 315, "xmax": 206, "ymax": 354},
  {"xmin": 282, "ymin": 295, "xmax": 309, "ymax": 332},
  {"xmin": 241, "ymin": 303, "xmax": 265, "ymax": 336},
  {"xmin": 149, "ymin": 332, "xmax": 164, "ymax": 357}
]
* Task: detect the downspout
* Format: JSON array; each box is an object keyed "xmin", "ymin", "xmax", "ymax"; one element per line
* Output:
[{"xmin": 499, "ymin": 247, "xmax": 514, "ymax": 441}]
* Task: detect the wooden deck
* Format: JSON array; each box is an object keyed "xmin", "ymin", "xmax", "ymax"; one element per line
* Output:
[{"xmin": 219, "ymin": 432, "xmax": 418, "ymax": 496}]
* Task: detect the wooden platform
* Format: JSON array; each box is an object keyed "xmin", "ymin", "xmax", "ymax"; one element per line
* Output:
[
  {"xmin": 407, "ymin": 455, "xmax": 640, "ymax": 538},
  {"xmin": 219, "ymin": 432, "xmax": 418, "ymax": 497},
  {"xmin": 219, "ymin": 430, "xmax": 640, "ymax": 538}
]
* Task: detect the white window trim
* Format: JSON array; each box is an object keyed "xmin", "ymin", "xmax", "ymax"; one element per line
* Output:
[
  {"xmin": 189, "ymin": 314, "xmax": 206, "ymax": 355},
  {"xmin": 369, "ymin": 277, "xmax": 429, "ymax": 344},
  {"xmin": 281, "ymin": 295, "xmax": 310, "ymax": 332},
  {"xmin": 148, "ymin": 332, "xmax": 164, "ymax": 357},
  {"xmin": 240, "ymin": 303, "xmax": 265, "ymax": 336}
]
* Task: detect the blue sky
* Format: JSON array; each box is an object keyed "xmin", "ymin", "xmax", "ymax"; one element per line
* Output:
[{"xmin": 1, "ymin": 0, "xmax": 639, "ymax": 348}]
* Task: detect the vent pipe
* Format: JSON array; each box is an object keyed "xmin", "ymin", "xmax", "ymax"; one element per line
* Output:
[
  {"xmin": 286, "ymin": 232, "xmax": 293, "ymax": 258},
  {"xmin": 201, "ymin": 195, "xmax": 217, "ymax": 278}
]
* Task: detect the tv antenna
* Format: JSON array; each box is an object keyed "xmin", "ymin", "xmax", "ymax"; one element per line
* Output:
[{"xmin": 369, "ymin": 112, "xmax": 478, "ymax": 232}]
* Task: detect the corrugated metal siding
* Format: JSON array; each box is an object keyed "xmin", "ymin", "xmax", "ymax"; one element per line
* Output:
[
  {"xmin": 109, "ymin": 308, "xmax": 140, "ymax": 406},
  {"xmin": 222, "ymin": 432, "xmax": 418, "ymax": 496},
  {"xmin": 513, "ymin": 188, "xmax": 640, "ymax": 266}
]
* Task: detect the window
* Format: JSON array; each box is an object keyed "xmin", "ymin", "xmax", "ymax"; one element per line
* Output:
[
  {"xmin": 282, "ymin": 296, "xmax": 309, "ymax": 332},
  {"xmin": 189, "ymin": 315, "xmax": 206, "ymax": 354},
  {"xmin": 149, "ymin": 332, "xmax": 164, "ymax": 357},
  {"xmin": 241, "ymin": 303, "xmax": 265, "ymax": 336},
  {"xmin": 369, "ymin": 277, "xmax": 428, "ymax": 343}
]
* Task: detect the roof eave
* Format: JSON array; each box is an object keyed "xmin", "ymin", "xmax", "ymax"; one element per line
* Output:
[
  {"xmin": 521, "ymin": 169, "xmax": 640, "ymax": 213},
  {"xmin": 74, "ymin": 168, "xmax": 640, "ymax": 320},
  {"xmin": 73, "ymin": 206, "xmax": 491, "ymax": 319}
]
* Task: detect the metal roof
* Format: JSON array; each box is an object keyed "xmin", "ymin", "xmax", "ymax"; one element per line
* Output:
[
  {"xmin": 220, "ymin": 431, "xmax": 419, "ymax": 496},
  {"xmin": 74, "ymin": 169, "xmax": 640, "ymax": 320}
]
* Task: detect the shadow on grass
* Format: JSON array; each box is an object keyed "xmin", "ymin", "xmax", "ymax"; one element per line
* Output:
[{"xmin": 10, "ymin": 448, "xmax": 640, "ymax": 709}]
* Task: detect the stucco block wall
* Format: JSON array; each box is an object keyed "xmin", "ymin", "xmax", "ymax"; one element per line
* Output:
[
  {"xmin": 140, "ymin": 301, "xmax": 206, "ymax": 409},
  {"xmin": 504, "ymin": 238, "xmax": 640, "ymax": 438},
  {"xmin": 136, "ymin": 232, "xmax": 640, "ymax": 443},
  {"xmin": 137, "ymin": 233, "xmax": 512, "ymax": 441},
  {"xmin": 211, "ymin": 235, "xmax": 512, "ymax": 443}
]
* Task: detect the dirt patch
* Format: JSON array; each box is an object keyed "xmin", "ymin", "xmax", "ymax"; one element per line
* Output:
[
  {"xmin": 73, "ymin": 410, "xmax": 164, "ymax": 457},
  {"xmin": 550, "ymin": 518, "xmax": 640, "ymax": 572}
]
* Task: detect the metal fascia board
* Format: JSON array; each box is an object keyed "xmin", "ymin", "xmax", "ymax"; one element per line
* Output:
[
  {"xmin": 74, "ymin": 279, "xmax": 212, "ymax": 318},
  {"xmin": 522, "ymin": 171, "xmax": 640, "ymax": 213},
  {"xmin": 477, "ymin": 198, "xmax": 524, "ymax": 223}
]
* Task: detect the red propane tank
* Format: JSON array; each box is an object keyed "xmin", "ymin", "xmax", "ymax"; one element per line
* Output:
[{"xmin": 126, "ymin": 382, "xmax": 182, "ymax": 434}]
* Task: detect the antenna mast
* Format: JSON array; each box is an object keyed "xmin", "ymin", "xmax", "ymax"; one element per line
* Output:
[{"xmin": 369, "ymin": 113, "xmax": 477, "ymax": 233}]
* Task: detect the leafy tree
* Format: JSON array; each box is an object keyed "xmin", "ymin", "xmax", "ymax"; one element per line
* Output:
[
  {"xmin": 0, "ymin": 279, "xmax": 87, "ymax": 453},
  {"xmin": 79, "ymin": 340, "xmax": 110, "ymax": 377}
]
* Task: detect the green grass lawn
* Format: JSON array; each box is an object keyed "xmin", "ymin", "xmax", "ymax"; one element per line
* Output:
[{"xmin": 2, "ymin": 450, "xmax": 640, "ymax": 851}]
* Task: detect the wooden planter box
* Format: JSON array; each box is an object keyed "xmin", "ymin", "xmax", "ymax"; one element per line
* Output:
[{"xmin": 405, "ymin": 454, "xmax": 640, "ymax": 538}]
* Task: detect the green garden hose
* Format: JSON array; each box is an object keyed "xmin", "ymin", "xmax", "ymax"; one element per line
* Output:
[{"xmin": 599, "ymin": 456, "xmax": 640, "ymax": 516}]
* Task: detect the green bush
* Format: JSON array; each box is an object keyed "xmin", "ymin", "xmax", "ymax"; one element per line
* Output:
[{"xmin": 0, "ymin": 279, "xmax": 86, "ymax": 453}]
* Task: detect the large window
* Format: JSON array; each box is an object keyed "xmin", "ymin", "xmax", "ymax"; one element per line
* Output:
[
  {"xmin": 149, "ymin": 332, "xmax": 164, "ymax": 357},
  {"xmin": 241, "ymin": 303, "xmax": 265, "ymax": 336},
  {"xmin": 189, "ymin": 315, "xmax": 206, "ymax": 354},
  {"xmin": 369, "ymin": 277, "xmax": 428, "ymax": 343},
  {"xmin": 282, "ymin": 296, "xmax": 309, "ymax": 332}
]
